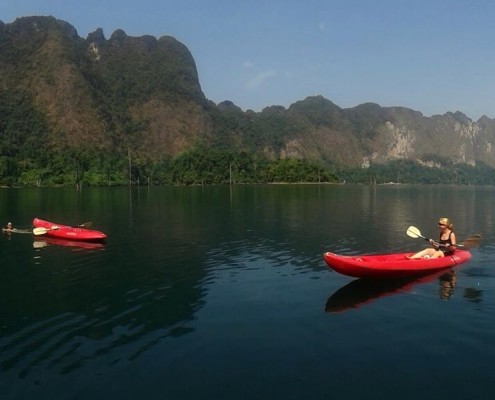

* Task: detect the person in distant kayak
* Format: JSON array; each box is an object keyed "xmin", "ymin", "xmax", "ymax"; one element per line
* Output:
[
  {"xmin": 2, "ymin": 222, "xmax": 14, "ymax": 233},
  {"xmin": 407, "ymin": 217, "xmax": 457, "ymax": 259}
]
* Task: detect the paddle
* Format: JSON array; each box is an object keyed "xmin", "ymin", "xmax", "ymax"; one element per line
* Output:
[
  {"xmin": 406, "ymin": 225, "xmax": 483, "ymax": 249},
  {"xmin": 32, "ymin": 221, "xmax": 92, "ymax": 235},
  {"xmin": 32, "ymin": 226, "xmax": 60, "ymax": 236}
]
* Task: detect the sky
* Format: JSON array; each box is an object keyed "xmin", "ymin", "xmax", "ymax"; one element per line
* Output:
[{"xmin": 2, "ymin": 0, "xmax": 495, "ymax": 120}]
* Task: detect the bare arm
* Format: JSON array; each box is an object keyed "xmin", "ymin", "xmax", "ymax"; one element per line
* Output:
[{"xmin": 450, "ymin": 232, "xmax": 456, "ymax": 246}]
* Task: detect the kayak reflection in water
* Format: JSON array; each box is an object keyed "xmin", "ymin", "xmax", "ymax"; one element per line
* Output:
[
  {"xmin": 326, "ymin": 269, "xmax": 458, "ymax": 312},
  {"xmin": 407, "ymin": 217, "xmax": 457, "ymax": 259},
  {"xmin": 439, "ymin": 270, "xmax": 456, "ymax": 300}
]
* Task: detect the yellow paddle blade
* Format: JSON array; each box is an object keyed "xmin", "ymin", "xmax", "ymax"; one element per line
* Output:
[
  {"xmin": 406, "ymin": 226, "xmax": 423, "ymax": 239},
  {"xmin": 32, "ymin": 227, "xmax": 48, "ymax": 236},
  {"xmin": 32, "ymin": 226, "xmax": 60, "ymax": 236}
]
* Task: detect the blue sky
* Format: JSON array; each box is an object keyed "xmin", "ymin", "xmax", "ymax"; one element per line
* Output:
[{"xmin": 2, "ymin": 0, "xmax": 495, "ymax": 120}]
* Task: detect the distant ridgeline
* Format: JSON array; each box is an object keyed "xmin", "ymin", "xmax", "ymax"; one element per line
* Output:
[{"xmin": 2, "ymin": 16, "xmax": 495, "ymax": 186}]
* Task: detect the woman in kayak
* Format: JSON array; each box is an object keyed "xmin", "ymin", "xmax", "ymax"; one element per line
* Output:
[{"xmin": 407, "ymin": 217, "xmax": 457, "ymax": 259}]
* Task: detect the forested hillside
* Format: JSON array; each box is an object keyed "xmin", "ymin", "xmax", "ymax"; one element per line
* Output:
[{"xmin": 1, "ymin": 16, "xmax": 495, "ymax": 187}]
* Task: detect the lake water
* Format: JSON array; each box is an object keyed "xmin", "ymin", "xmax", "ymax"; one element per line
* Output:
[{"xmin": 1, "ymin": 184, "xmax": 495, "ymax": 400}]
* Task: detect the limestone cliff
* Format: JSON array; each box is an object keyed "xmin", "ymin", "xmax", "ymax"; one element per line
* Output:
[{"xmin": 1, "ymin": 16, "xmax": 495, "ymax": 172}]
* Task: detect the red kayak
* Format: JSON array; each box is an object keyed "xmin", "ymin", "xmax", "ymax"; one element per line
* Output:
[
  {"xmin": 323, "ymin": 250, "xmax": 471, "ymax": 279},
  {"xmin": 32, "ymin": 218, "xmax": 107, "ymax": 242}
]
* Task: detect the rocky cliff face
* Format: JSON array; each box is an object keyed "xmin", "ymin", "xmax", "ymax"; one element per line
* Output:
[
  {"xmin": 1, "ymin": 16, "xmax": 495, "ymax": 169},
  {"xmin": 361, "ymin": 108, "xmax": 495, "ymax": 167},
  {"xmin": 0, "ymin": 16, "xmax": 214, "ymax": 163},
  {"xmin": 273, "ymin": 98, "xmax": 495, "ymax": 168}
]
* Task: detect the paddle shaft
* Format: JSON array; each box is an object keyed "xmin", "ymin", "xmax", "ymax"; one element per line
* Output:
[
  {"xmin": 33, "ymin": 222, "xmax": 92, "ymax": 235},
  {"xmin": 406, "ymin": 225, "xmax": 478, "ymax": 249},
  {"xmin": 32, "ymin": 226, "xmax": 60, "ymax": 236}
]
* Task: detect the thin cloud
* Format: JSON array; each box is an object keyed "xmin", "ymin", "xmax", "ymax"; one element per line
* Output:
[
  {"xmin": 318, "ymin": 22, "xmax": 326, "ymax": 32},
  {"xmin": 245, "ymin": 70, "xmax": 276, "ymax": 90},
  {"xmin": 284, "ymin": 70, "xmax": 295, "ymax": 79},
  {"xmin": 242, "ymin": 61, "xmax": 255, "ymax": 69}
]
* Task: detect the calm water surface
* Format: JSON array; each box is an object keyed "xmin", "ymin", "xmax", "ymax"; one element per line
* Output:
[{"xmin": 1, "ymin": 185, "xmax": 495, "ymax": 399}]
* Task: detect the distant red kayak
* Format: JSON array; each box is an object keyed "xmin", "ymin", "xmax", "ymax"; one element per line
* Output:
[
  {"xmin": 323, "ymin": 250, "xmax": 471, "ymax": 279},
  {"xmin": 32, "ymin": 218, "xmax": 107, "ymax": 242}
]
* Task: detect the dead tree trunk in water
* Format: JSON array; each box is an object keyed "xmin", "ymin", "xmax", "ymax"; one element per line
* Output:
[{"xmin": 127, "ymin": 147, "xmax": 132, "ymax": 186}]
